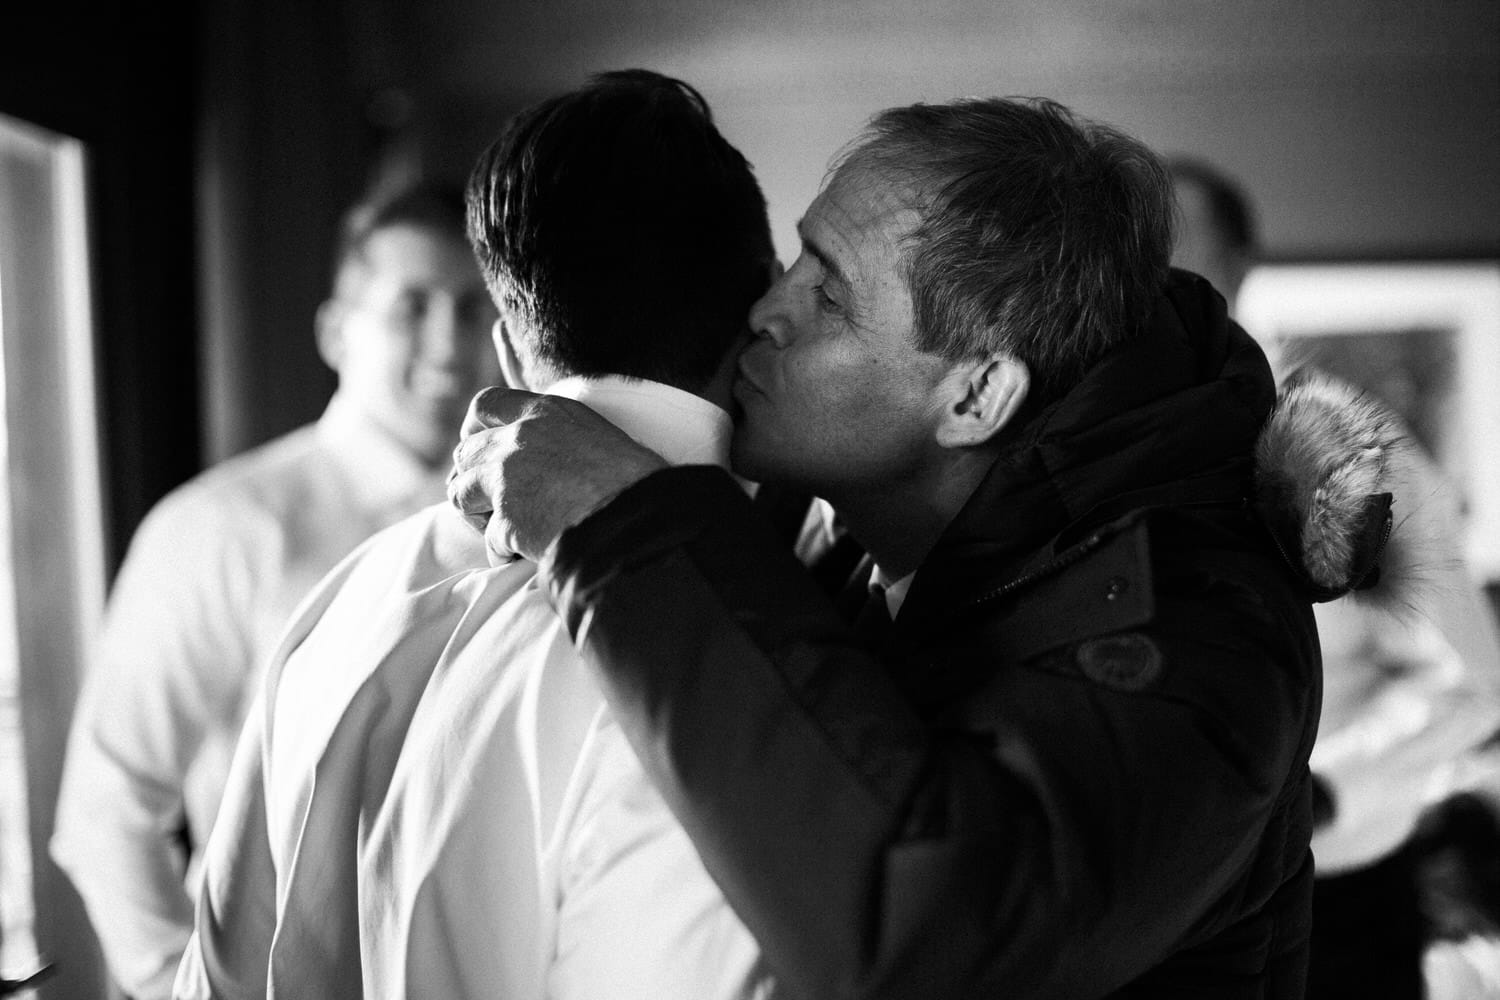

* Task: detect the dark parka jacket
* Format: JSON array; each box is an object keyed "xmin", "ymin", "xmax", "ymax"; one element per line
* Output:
[{"xmin": 539, "ymin": 273, "xmax": 1396, "ymax": 998}]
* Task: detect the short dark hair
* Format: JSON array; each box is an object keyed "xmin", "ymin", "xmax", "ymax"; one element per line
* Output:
[
  {"xmin": 841, "ymin": 98, "xmax": 1174, "ymax": 406},
  {"xmin": 466, "ymin": 69, "xmax": 773, "ymax": 390},
  {"xmin": 332, "ymin": 180, "xmax": 468, "ymax": 293},
  {"xmin": 1167, "ymin": 157, "xmax": 1258, "ymax": 254}
]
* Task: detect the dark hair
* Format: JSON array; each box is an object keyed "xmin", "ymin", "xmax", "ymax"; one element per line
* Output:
[
  {"xmin": 332, "ymin": 180, "xmax": 469, "ymax": 291},
  {"xmin": 1167, "ymin": 157, "xmax": 1258, "ymax": 254},
  {"xmin": 840, "ymin": 97, "xmax": 1174, "ymax": 407},
  {"xmin": 465, "ymin": 68, "xmax": 773, "ymax": 390}
]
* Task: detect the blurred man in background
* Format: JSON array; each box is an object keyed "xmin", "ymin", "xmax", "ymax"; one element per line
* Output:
[
  {"xmin": 51, "ymin": 181, "xmax": 500, "ymax": 999},
  {"xmin": 1166, "ymin": 158, "xmax": 1256, "ymax": 315},
  {"xmin": 1169, "ymin": 156, "xmax": 1500, "ymax": 999}
]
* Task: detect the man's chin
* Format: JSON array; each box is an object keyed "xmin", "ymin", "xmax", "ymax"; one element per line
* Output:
[
  {"xmin": 728, "ymin": 433, "xmax": 784, "ymax": 487},
  {"xmin": 394, "ymin": 402, "xmax": 468, "ymax": 463}
]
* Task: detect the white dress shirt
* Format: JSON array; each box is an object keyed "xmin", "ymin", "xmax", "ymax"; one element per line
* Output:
[
  {"xmin": 176, "ymin": 375, "xmax": 774, "ymax": 1000},
  {"xmin": 51, "ymin": 393, "xmax": 448, "ymax": 1000}
]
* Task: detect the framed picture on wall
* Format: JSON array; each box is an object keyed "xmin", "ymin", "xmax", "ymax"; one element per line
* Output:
[{"xmin": 1237, "ymin": 261, "xmax": 1500, "ymax": 582}]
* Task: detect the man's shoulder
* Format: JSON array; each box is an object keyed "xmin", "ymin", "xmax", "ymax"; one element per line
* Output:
[
  {"xmin": 919, "ymin": 512, "xmax": 1318, "ymax": 828},
  {"xmin": 144, "ymin": 424, "xmax": 325, "ymax": 529},
  {"xmin": 293, "ymin": 501, "xmax": 495, "ymax": 622},
  {"xmin": 931, "ymin": 510, "xmax": 1312, "ymax": 696},
  {"xmin": 262, "ymin": 504, "xmax": 518, "ymax": 776},
  {"xmin": 927, "ymin": 516, "xmax": 1161, "ymax": 679}
]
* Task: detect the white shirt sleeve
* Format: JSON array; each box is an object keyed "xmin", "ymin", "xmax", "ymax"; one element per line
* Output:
[
  {"xmin": 51, "ymin": 489, "xmax": 264, "ymax": 1000},
  {"xmin": 545, "ymin": 713, "xmax": 775, "ymax": 1000}
]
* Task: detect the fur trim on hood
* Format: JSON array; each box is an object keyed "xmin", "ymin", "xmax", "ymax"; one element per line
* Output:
[{"xmin": 1254, "ymin": 372, "xmax": 1404, "ymax": 602}]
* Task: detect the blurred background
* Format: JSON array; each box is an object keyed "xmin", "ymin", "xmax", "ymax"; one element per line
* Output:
[{"xmin": 2, "ymin": 0, "xmax": 1497, "ymax": 995}]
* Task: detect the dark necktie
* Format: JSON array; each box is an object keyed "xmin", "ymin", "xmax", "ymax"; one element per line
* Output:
[
  {"xmin": 810, "ymin": 529, "xmax": 867, "ymax": 597},
  {"xmin": 851, "ymin": 581, "xmax": 893, "ymax": 643}
]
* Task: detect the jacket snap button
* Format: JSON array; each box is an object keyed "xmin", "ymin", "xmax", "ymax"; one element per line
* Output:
[{"xmin": 1105, "ymin": 576, "xmax": 1129, "ymax": 601}]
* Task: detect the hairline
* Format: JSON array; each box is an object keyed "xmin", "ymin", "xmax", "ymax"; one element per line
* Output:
[{"xmin": 333, "ymin": 219, "xmax": 470, "ymax": 303}]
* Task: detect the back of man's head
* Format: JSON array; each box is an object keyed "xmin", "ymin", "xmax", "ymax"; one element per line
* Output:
[
  {"xmin": 841, "ymin": 97, "xmax": 1174, "ymax": 407},
  {"xmin": 466, "ymin": 69, "xmax": 773, "ymax": 392}
]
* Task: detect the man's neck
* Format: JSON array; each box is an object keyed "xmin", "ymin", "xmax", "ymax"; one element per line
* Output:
[{"xmin": 825, "ymin": 449, "xmax": 995, "ymax": 580}]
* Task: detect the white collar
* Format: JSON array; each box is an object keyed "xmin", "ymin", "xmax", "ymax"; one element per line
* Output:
[
  {"xmin": 803, "ymin": 499, "xmax": 911, "ymax": 617},
  {"xmin": 869, "ymin": 563, "xmax": 915, "ymax": 619},
  {"xmin": 543, "ymin": 375, "xmax": 732, "ymax": 470}
]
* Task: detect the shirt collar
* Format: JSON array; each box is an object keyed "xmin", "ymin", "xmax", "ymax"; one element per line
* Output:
[
  {"xmin": 869, "ymin": 563, "xmax": 915, "ymax": 619},
  {"xmin": 316, "ymin": 392, "xmax": 451, "ymax": 512},
  {"xmin": 544, "ymin": 375, "xmax": 732, "ymax": 470}
]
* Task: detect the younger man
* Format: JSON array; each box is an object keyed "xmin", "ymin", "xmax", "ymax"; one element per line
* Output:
[{"xmin": 176, "ymin": 70, "xmax": 777, "ymax": 999}]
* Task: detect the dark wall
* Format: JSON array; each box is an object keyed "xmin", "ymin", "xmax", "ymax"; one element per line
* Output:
[
  {"xmin": 197, "ymin": 0, "xmax": 376, "ymax": 464},
  {"xmin": 4, "ymin": 2, "xmax": 202, "ymax": 579},
  {"xmin": 410, "ymin": 0, "xmax": 1500, "ymax": 266}
]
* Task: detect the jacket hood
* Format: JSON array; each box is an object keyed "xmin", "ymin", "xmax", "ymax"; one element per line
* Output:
[
  {"xmin": 905, "ymin": 271, "xmax": 1395, "ymax": 622},
  {"xmin": 1253, "ymin": 371, "xmax": 1401, "ymax": 601}
]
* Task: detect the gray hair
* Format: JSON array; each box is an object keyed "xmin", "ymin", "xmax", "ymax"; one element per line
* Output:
[{"xmin": 839, "ymin": 97, "xmax": 1175, "ymax": 406}]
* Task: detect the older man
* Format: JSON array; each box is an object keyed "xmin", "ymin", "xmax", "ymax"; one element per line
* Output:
[{"xmin": 451, "ymin": 97, "xmax": 1400, "ymax": 997}]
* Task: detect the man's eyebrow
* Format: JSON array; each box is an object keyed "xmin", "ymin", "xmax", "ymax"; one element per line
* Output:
[{"xmin": 795, "ymin": 219, "xmax": 849, "ymax": 288}]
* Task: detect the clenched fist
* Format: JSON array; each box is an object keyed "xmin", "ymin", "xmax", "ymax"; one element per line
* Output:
[{"xmin": 448, "ymin": 387, "xmax": 667, "ymax": 562}]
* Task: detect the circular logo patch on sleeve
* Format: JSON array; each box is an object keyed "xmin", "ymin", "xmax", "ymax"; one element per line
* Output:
[{"xmin": 1074, "ymin": 632, "xmax": 1163, "ymax": 691}]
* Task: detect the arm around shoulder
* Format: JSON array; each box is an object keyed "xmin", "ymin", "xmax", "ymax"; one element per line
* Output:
[{"xmin": 542, "ymin": 470, "xmax": 1317, "ymax": 996}]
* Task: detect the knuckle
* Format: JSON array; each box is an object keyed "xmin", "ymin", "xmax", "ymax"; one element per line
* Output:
[{"xmin": 447, "ymin": 474, "xmax": 484, "ymax": 513}]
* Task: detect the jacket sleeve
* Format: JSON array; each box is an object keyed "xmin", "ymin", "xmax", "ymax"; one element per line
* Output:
[
  {"xmin": 51, "ymin": 490, "xmax": 262, "ymax": 1000},
  {"xmin": 541, "ymin": 466, "xmax": 1314, "ymax": 999}
]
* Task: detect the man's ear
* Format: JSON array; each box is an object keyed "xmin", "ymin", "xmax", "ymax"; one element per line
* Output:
[
  {"xmin": 493, "ymin": 317, "xmax": 531, "ymax": 391},
  {"xmin": 935, "ymin": 353, "xmax": 1030, "ymax": 448},
  {"xmin": 314, "ymin": 299, "xmax": 346, "ymax": 373}
]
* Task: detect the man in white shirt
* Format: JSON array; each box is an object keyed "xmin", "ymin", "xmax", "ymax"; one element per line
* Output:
[
  {"xmin": 51, "ymin": 181, "xmax": 501, "ymax": 999},
  {"xmin": 176, "ymin": 70, "xmax": 778, "ymax": 999}
]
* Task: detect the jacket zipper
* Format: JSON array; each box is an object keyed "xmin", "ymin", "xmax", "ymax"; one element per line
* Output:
[{"xmin": 956, "ymin": 529, "xmax": 1112, "ymax": 617}]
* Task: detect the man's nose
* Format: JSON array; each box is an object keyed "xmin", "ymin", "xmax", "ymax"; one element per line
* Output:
[
  {"xmin": 421, "ymin": 298, "xmax": 465, "ymax": 364},
  {"xmin": 746, "ymin": 279, "xmax": 788, "ymax": 348}
]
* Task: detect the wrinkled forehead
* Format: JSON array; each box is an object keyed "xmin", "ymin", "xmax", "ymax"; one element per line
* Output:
[{"xmin": 805, "ymin": 158, "xmax": 926, "ymax": 266}]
